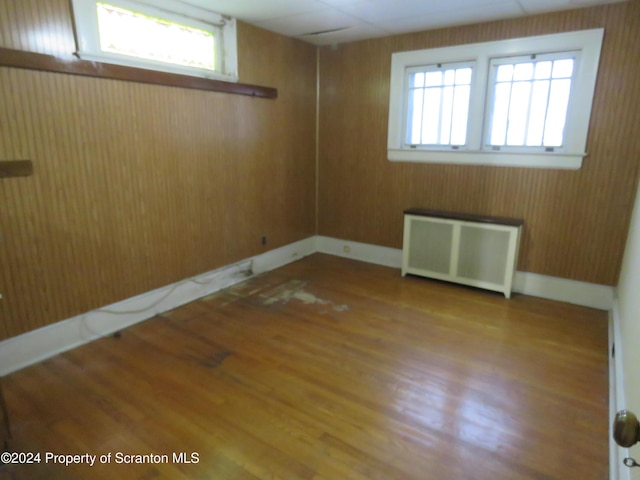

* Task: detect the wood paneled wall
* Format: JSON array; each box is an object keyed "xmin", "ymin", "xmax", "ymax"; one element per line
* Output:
[
  {"xmin": 0, "ymin": 0, "xmax": 317, "ymax": 340},
  {"xmin": 318, "ymin": 0, "xmax": 640, "ymax": 286},
  {"xmin": 2, "ymin": 0, "xmax": 639, "ymax": 342}
]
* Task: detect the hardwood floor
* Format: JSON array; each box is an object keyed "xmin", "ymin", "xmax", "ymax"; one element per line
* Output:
[{"xmin": 0, "ymin": 254, "xmax": 609, "ymax": 479}]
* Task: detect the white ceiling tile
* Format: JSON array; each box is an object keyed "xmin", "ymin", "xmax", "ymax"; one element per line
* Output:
[
  {"xmin": 516, "ymin": 0, "xmax": 573, "ymax": 13},
  {"xmin": 181, "ymin": 0, "xmax": 326, "ymax": 22},
  {"xmin": 302, "ymin": 22, "xmax": 390, "ymax": 45},
  {"xmin": 327, "ymin": 0, "xmax": 516, "ymax": 23},
  {"xmin": 180, "ymin": 0, "xmax": 629, "ymax": 45},
  {"xmin": 517, "ymin": 0, "xmax": 625, "ymax": 13},
  {"xmin": 255, "ymin": 9, "xmax": 360, "ymax": 37},
  {"xmin": 316, "ymin": 0, "xmax": 378, "ymax": 6},
  {"xmin": 383, "ymin": 1, "xmax": 525, "ymax": 34},
  {"xmin": 324, "ymin": 0, "xmax": 445, "ymax": 22}
]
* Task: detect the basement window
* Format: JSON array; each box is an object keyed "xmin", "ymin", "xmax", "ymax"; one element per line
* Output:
[
  {"xmin": 387, "ymin": 29, "xmax": 604, "ymax": 169},
  {"xmin": 486, "ymin": 52, "xmax": 578, "ymax": 152},
  {"xmin": 71, "ymin": 0, "xmax": 238, "ymax": 82},
  {"xmin": 405, "ymin": 62, "xmax": 473, "ymax": 148}
]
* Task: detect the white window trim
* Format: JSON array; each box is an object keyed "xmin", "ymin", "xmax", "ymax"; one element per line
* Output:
[
  {"xmin": 71, "ymin": 0, "xmax": 238, "ymax": 82},
  {"xmin": 387, "ymin": 29, "xmax": 604, "ymax": 169}
]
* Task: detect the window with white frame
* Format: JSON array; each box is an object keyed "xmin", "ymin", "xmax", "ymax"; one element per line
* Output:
[
  {"xmin": 71, "ymin": 0, "xmax": 238, "ymax": 82},
  {"xmin": 405, "ymin": 62, "xmax": 473, "ymax": 148},
  {"xmin": 387, "ymin": 29, "xmax": 604, "ymax": 169},
  {"xmin": 486, "ymin": 52, "xmax": 577, "ymax": 151}
]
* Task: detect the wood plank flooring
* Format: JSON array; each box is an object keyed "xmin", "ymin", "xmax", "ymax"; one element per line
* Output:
[{"xmin": 0, "ymin": 254, "xmax": 609, "ymax": 479}]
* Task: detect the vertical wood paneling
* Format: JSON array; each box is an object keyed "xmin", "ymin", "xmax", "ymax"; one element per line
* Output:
[
  {"xmin": 319, "ymin": 0, "xmax": 640, "ymax": 286},
  {"xmin": 0, "ymin": 3, "xmax": 316, "ymax": 340},
  {"xmin": 0, "ymin": 0, "xmax": 75, "ymax": 57}
]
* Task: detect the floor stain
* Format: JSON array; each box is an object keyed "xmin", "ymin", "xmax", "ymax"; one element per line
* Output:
[
  {"xmin": 259, "ymin": 280, "xmax": 349, "ymax": 312},
  {"xmin": 183, "ymin": 350, "xmax": 232, "ymax": 369}
]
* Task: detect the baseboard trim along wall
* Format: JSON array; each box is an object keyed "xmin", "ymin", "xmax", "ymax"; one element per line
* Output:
[
  {"xmin": 0, "ymin": 237, "xmax": 316, "ymax": 377},
  {"xmin": 0, "ymin": 235, "xmax": 614, "ymax": 376},
  {"xmin": 316, "ymin": 236, "xmax": 614, "ymax": 310},
  {"xmin": 315, "ymin": 235, "xmax": 403, "ymax": 268}
]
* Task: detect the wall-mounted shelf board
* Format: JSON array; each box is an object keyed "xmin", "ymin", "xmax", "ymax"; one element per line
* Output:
[{"xmin": 0, "ymin": 160, "xmax": 33, "ymax": 178}]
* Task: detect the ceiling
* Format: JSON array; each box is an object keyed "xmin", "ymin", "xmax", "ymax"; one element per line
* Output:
[{"xmin": 181, "ymin": 0, "xmax": 626, "ymax": 45}]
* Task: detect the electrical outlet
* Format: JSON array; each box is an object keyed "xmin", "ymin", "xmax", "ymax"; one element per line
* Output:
[{"xmin": 261, "ymin": 236, "xmax": 267, "ymax": 246}]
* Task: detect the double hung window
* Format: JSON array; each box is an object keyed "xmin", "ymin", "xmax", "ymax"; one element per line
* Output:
[
  {"xmin": 405, "ymin": 63, "xmax": 473, "ymax": 148},
  {"xmin": 486, "ymin": 52, "xmax": 577, "ymax": 151},
  {"xmin": 388, "ymin": 29, "xmax": 604, "ymax": 169}
]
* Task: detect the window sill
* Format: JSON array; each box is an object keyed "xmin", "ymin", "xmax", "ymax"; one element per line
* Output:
[{"xmin": 387, "ymin": 149, "xmax": 584, "ymax": 169}]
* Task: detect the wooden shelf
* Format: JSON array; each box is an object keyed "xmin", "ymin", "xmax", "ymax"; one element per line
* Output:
[
  {"xmin": 0, "ymin": 160, "xmax": 33, "ymax": 178},
  {"xmin": 0, "ymin": 47, "xmax": 277, "ymax": 99}
]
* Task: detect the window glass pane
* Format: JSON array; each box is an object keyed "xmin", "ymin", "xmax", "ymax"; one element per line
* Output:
[
  {"xmin": 441, "ymin": 86, "xmax": 454, "ymax": 143},
  {"xmin": 534, "ymin": 61, "xmax": 552, "ymax": 79},
  {"xmin": 552, "ymin": 59, "xmax": 574, "ymax": 78},
  {"xmin": 97, "ymin": 3, "xmax": 215, "ymax": 71},
  {"xmin": 496, "ymin": 64, "xmax": 513, "ymax": 82},
  {"xmin": 490, "ymin": 83, "xmax": 511, "ymax": 145},
  {"xmin": 506, "ymin": 82, "xmax": 531, "ymax": 145},
  {"xmin": 451, "ymin": 85, "xmax": 470, "ymax": 145},
  {"xmin": 425, "ymin": 71, "xmax": 443, "ymax": 87},
  {"xmin": 407, "ymin": 88, "xmax": 424, "ymax": 144},
  {"xmin": 526, "ymin": 80, "xmax": 550, "ymax": 146},
  {"xmin": 412, "ymin": 72, "xmax": 425, "ymax": 88},
  {"xmin": 456, "ymin": 68, "xmax": 472, "ymax": 85},
  {"xmin": 513, "ymin": 63, "xmax": 533, "ymax": 81},
  {"xmin": 423, "ymin": 88, "xmax": 442, "ymax": 144},
  {"xmin": 443, "ymin": 69, "xmax": 455, "ymax": 86},
  {"xmin": 543, "ymin": 78, "xmax": 572, "ymax": 146}
]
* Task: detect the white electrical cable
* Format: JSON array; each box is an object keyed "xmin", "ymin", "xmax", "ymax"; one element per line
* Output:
[{"xmin": 78, "ymin": 261, "xmax": 254, "ymax": 340}]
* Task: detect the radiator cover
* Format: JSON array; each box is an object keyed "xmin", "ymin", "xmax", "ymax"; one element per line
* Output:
[{"xmin": 401, "ymin": 209, "xmax": 523, "ymax": 298}]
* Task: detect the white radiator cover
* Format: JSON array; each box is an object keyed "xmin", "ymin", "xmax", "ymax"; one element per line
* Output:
[{"xmin": 402, "ymin": 211, "xmax": 522, "ymax": 298}]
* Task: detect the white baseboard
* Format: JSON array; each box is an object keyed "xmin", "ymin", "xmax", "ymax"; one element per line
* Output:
[
  {"xmin": 0, "ymin": 235, "xmax": 614, "ymax": 376},
  {"xmin": 316, "ymin": 235, "xmax": 402, "ymax": 268},
  {"xmin": 513, "ymin": 271, "xmax": 613, "ymax": 310},
  {"xmin": 316, "ymin": 236, "xmax": 614, "ymax": 310},
  {"xmin": 0, "ymin": 237, "xmax": 316, "ymax": 376},
  {"xmin": 611, "ymin": 299, "xmax": 631, "ymax": 480},
  {"xmin": 252, "ymin": 237, "xmax": 317, "ymax": 274}
]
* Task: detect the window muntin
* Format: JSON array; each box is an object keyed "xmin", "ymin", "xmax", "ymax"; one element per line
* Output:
[
  {"xmin": 71, "ymin": 0, "xmax": 238, "ymax": 82},
  {"xmin": 96, "ymin": 3, "xmax": 217, "ymax": 71},
  {"xmin": 486, "ymin": 52, "xmax": 578, "ymax": 151},
  {"xmin": 405, "ymin": 63, "xmax": 473, "ymax": 148}
]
